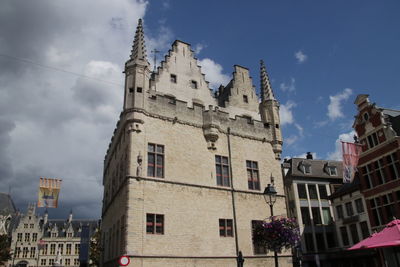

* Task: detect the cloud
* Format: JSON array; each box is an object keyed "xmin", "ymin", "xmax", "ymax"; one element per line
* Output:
[
  {"xmin": 327, "ymin": 88, "xmax": 353, "ymax": 120},
  {"xmin": 198, "ymin": 58, "xmax": 230, "ymax": 89},
  {"xmin": 295, "ymin": 50, "xmax": 307, "ymax": 63},
  {"xmin": 293, "ymin": 152, "xmax": 317, "ymax": 159},
  {"xmin": 0, "ymin": 0, "xmax": 147, "ymax": 218},
  {"xmin": 280, "ymin": 78, "xmax": 296, "ymax": 92},
  {"xmin": 146, "ymin": 23, "xmax": 174, "ymax": 70},
  {"xmin": 280, "ymin": 100, "xmax": 297, "ymax": 125},
  {"xmin": 194, "ymin": 43, "xmax": 207, "ymax": 55},
  {"xmin": 327, "ymin": 130, "xmax": 356, "ymax": 160}
]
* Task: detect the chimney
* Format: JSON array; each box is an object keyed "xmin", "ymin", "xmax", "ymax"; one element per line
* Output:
[{"xmin": 306, "ymin": 152, "xmax": 313, "ymax": 159}]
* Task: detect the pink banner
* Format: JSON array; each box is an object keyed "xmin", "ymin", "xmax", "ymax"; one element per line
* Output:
[{"xmin": 342, "ymin": 141, "xmax": 362, "ymax": 183}]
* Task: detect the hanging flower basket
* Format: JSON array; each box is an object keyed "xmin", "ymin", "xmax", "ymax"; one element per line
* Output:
[{"xmin": 253, "ymin": 216, "xmax": 300, "ymax": 253}]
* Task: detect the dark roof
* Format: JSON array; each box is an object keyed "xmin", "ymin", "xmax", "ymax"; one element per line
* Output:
[
  {"xmin": 42, "ymin": 219, "xmax": 98, "ymax": 238},
  {"xmin": 329, "ymin": 175, "xmax": 361, "ymax": 199},
  {"xmin": 0, "ymin": 193, "xmax": 16, "ymax": 215},
  {"xmin": 382, "ymin": 108, "xmax": 400, "ymax": 136},
  {"xmin": 284, "ymin": 158, "xmax": 343, "ymax": 180}
]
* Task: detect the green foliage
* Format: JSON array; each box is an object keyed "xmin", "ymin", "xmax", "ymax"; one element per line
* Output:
[
  {"xmin": 89, "ymin": 229, "xmax": 102, "ymax": 267},
  {"xmin": 0, "ymin": 234, "xmax": 12, "ymax": 265}
]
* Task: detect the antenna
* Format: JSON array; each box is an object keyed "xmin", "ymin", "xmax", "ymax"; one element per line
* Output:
[{"xmin": 151, "ymin": 49, "xmax": 160, "ymax": 72}]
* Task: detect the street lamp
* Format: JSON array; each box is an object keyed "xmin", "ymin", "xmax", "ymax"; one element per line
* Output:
[{"xmin": 263, "ymin": 177, "xmax": 278, "ymax": 267}]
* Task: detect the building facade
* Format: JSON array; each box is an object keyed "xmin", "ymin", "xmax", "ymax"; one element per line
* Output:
[
  {"xmin": 8, "ymin": 204, "xmax": 97, "ymax": 267},
  {"xmin": 353, "ymin": 94, "xmax": 400, "ymax": 231},
  {"xmin": 101, "ymin": 19, "xmax": 290, "ymax": 267},
  {"xmin": 282, "ymin": 154, "xmax": 342, "ymax": 267}
]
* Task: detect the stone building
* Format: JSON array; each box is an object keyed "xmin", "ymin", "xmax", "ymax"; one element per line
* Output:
[
  {"xmin": 8, "ymin": 204, "xmax": 97, "ymax": 267},
  {"xmin": 0, "ymin": 193, "xmax": 17, "ymax": 235},
  {"xmin": 353, "ymin": 94, "xmax": 400, "ymax": 231},
  {"xmin": 101, "ymin": 19, "xmax": 289, "ymax": 267},
  {"xmin": 282, "ymin": 153, "xmax": 343, "ymax": 267}
]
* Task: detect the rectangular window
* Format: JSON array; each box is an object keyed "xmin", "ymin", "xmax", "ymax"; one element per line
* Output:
[
  {"xmin": 243, "ymin": 95, "xmax": 248, "ymax": 103},
  {"xmin": 251, "ymin": 221, "xmax": 267, "ymax": 254},
  {"xmin": 66, "ymin": 244, "xmax": 71, "ymax": 255},
  {"xmin": 308, "ymin": 184, "xmax": 318, "ymax": 199},
  {"xmin": 24, "ymin": 224, "xmax": 28, "ymax": 228},
  {"xmin": 327, "ymin": 166, "xmax": 337, "ymax": 176},
  {"xmin": 16, "ymin": 247, "xmax": 21, "ymax": 258},
  {"xmin": 58, "ymin": 244, "xmax": 63, "ymax": 254},
  {"xmin": 75, "ymin": 244, "xmax": 80, "ymax": 255},
  {"xmin": 30, "ymin": 224, "xmax": 34, "ymax": 228},
  {"xmin": 349, "ymin": 224, "xmax": 359, "ymax": 244},
  {"xmin": 297, "ymin": 184, "xmax": 307, "ymax": 199},
  {"xmin": 322, "ymin": 207, "xmax": 332, "ymax": 225},
  {"xmin": 32, "ymin": 233, "xmax": 37, "ymax": 242},
  {"xmin": 216, "ymin": 155, "xmax": 230, "ymax": 187},
  {"xmin": 146, "ymin": 213, "xmax": 164, "ymax": 234},
  {"xmin": 367, "ymin": 132, "xmax": 379, "ymax": 148},
  {"xmin": 362, "ymin": 165, "xmax": 373, "ymax": 189},
  {"xmin": 303, "ymin": 165, "xmax": 311, "ymax": 174},
  {"xmin": 340, "ymin": 226, "xmax": 349, "ymax": 246},
  {"xmin": 311, "ymin": 207, "xmax": 322, "ymax": 225},
  {"xmin": 219, "ymin": 219, "xmax": 233, "ymax": 237},
  {"xmin": 318, "ymin": 185, "xmax": 328, "ymax": 199},
  {"xmin": 50, "ymin": 244, "xmax": 56, "ymax": 255},
  {"xmin": 17, "ymin": 233, "xmax": 22, "ymax": 242},
  {"xmin": 247, "ymin": 161, "xmax": 260, "ymax": 190},
  {"xmin": 355, "ymin": 198, "xmax": 364, "ymax": 213},
  {"xmin": 190, "ymin": 80, "xmax": 198, "ymax": 89},
  {"xmin": 336, "ymin": 205, "xmax": 344, "ymax": 219},
  {"xmin": 74, "ymin": 259, "xmax": 79, "ymax": 265},
  {"xmin": 301, "ymin": 207, "xmax": 311, "ymax": 226},
  {"xmin": 387, "ymin": 153, "xmax": 400, "ymax": 180},
  {"xmin": 147, "ymin": 143, "xmax": 164, "ymax": 178},
  {"xmin": 49, "ymin": 259, "xmax": 55, "ymax": 266},
  {"xmin": 65, "ymin": 259, "xmax": 71, "ymax": 266},
  {"xmin": 30, "ymin": 247, "xmax": 36, "ymax": 258},
  {"xmin": 304, "ymin": 233, "xmax": 314, "ymax": 252},
  {"xmin": 360, "ymin": 221, "xmax": 370, "ymax": 239},
  {"xmin": 23, "ymin": 247, "xmax": 29, "ymax": 258},
  {"xmin": 24, "ymin": 233, "xmax": 30, "ymax": 242},
  {"xmin": 42, "ymin": 244, "xmax": 48, "ymax": 255},
  {"xmin": 375, "ymin": 160, "xmax": 385, "ymax": 184},
  {"xmin": 345, "ymin": 202, "xmax": 354, "ymax": 216},
  {"xmin": 41, "ymin": 259, "xmax": 46, "ymax": 266},
  {"xmin": 170, "ymin": 74, "xmax": 177, "ymax": 83}
]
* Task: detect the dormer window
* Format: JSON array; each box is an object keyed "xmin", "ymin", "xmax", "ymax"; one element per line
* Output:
[
  {"xmin": 327, "ymin": 166, "xmax": 337, "ymax": 176},
  {"xmin": 299, "ymin": 161, "xmax": 312, "ymax": 174},
  {"xmin": 170, "ymin": 74, "xmax": 177, "ymax": 83},
  {"xmin": 191, "ymin": 80, "xmax": 198, "ymax": 89}
]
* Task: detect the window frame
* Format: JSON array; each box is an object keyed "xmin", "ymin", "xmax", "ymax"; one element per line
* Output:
[
  {"xmin": 215, "ymin": 155, "xmax": 230, "ymax": 187},
  {"xmin": 246, "ymin": 160, "xmax": 260, "ymax": 190},
  {"xmin": 147, "ymin": 143, "xmax": 165, "ymax": 178},
  {"xmin": 251, "ymin": 220, "xmax": 267, "ymax": 254},
  {"xmin": 146, "ymin": 213, "xmax": 164, "ymax": 235},
  {"xmin": 219, "ymin": 219, "xmax": 234, "ymax": 237},
  {"xmin": 170, "ymin": 74, "xmax": 177, "ymax": 83}
]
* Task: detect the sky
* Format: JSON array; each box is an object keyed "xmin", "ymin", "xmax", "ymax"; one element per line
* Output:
[{"xmin": 0, "ymin": 0, "xmax": 399, "ymax": 219}]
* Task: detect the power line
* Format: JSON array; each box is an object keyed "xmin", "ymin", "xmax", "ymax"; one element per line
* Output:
[{"xmin": 0, "ymin": 53, "xmax": 124, "ymax": 87}]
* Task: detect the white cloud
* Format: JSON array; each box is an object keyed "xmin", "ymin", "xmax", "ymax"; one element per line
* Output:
[
  {"xmin": 285, "ymin": 135, "xmax": 299, "ymax": 146},
  {"xmin": 194, "ymin": 43, "xmax": 207, "ymax": 55},
  {"xmin": 198, "ymin": 58, "xmax": 230, "ymax": 89},
  {"xmin": 327, "ymin": 130, "xmax": 356, "ymax": 160},
  {"xmin": 295, "ymin": 50, "xmax": 308, "ymax": 63},
  {"xmin": 327, "ymin": 88, "xmax": 353, "ymax": 120},
  {"xmin": 280, "ymin": 100, "xmax": 297, "ymax": 125},
  {"xmin": 293, "ymin": 152, "xmax": 317, "ymax": 159},
  {"xmin": 280, "ymin": 77, "xmax": 296, "ymax": 92}
]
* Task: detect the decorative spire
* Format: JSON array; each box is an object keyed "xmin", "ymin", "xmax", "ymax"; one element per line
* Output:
[
  {"xmin": 130, "ymin": 19, "xmax": 147, "ymax": 62},
  {"xmin": 260, "ymin": 60, "xmax": 275, "ymax": 101}
]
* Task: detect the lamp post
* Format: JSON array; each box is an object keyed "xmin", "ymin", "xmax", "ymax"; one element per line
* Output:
[{"xmin": 263, "ymin": 180, "xmax": 278, "ymax": 267}]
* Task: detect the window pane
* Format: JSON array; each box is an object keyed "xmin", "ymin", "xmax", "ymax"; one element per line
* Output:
[
  {"xmin": 316, "ymin": 233, "xmax": 325, "ymax": 251},
  {"xmin": 148, "ymin": 144, "xmax": 155, "ymax": 152},
  {"xmin": 322, "ymin": 208, "xmax": 332, "ymax": 224},
  {"xmin": 156, "ymin": 145, "xmax": 164, "ymax": 153},
  {"xmin": 216, "ymin": 156, "xmax": 221, "ymax": 163},
  {"xmin": 297, "ymin": 184, "xmax": 307, "ymax": 199},
  {"xmin": 246, "ymin": 161, "xmax": 251, "ymax": 168},
  {"xmin": 308, "ymin": 184, "xmax": 318, "ymax": 199},
  {"xmin": 312, "ymin": 207, "xmax": 322, "ymax": 225},
  {"xmin": 318, "ymin": 185, "xmax": 328, "ymax": 199},
  {"xmin": 340, "ymin": 226, "xmax": 349, "ymax": 246},
  {"xmin": 219, "ymin": 219, "xmax": 225, "ymax": 236},
  {"xmin": 301, "ymin": 207, "xmax": 311, "ymax": 226},
  {"xmin": 222, "ymin": 157, "xmax": 228, "ymax": 165},
  {"xmin": 226, "ymin": 220, "xmax": 233, "ymax": 236}
]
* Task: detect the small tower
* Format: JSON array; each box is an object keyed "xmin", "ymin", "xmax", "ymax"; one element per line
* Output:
[
  {"xmin": 123, "ymin": 19, "xmax": 151, "ymax": 110},
  {"xmin": 259, "ymin": 60, "xmax": 282, "ymax": 159}
]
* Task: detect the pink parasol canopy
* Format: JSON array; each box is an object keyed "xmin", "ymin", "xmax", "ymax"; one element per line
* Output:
[{"xmin": 349, "ymin": 219, "xmax": 400, "ymax": 250}]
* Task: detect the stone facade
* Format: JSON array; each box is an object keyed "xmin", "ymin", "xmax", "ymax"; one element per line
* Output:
[
  {"xmin": 8, "ymin": 204, "xmax": 97, "ymax": 267},
  {"xmin": 101, "ymin": 19, "xmax": 290, "ymax": 267}
]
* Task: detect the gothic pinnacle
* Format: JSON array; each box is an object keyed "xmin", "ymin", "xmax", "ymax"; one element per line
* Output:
[
  {"xmin": 260, "ymin": 60, "xmax": 275, "ymax": 101},
  {"xmin": 130, "ymin": 18, "xmax": 147, "ymax": 62}
]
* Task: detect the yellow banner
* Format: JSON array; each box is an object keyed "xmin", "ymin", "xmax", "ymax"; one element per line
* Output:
[{"xmin": 37, "ymin": 178, "xmax": 62, "ymax": 208}]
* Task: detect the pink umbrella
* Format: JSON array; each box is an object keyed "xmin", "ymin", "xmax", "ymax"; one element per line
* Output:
[{"xmin": 349, "ymin": 219, "xmax": 400, "ymax": 250}]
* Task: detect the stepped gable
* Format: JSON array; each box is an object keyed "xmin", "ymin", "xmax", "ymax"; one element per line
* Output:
[
  {"xmin": 150, "ymin": 40, "xmax": 217, "ymax": 109},
  {"xmin": 217, "ymin": 65, "xmax": 260, "ymax": 118}
]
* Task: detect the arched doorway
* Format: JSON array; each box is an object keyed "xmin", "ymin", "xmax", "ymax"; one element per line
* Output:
[{"xmin": 16, "ymin": 260, "xmax": 28, "ymax": 267}]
